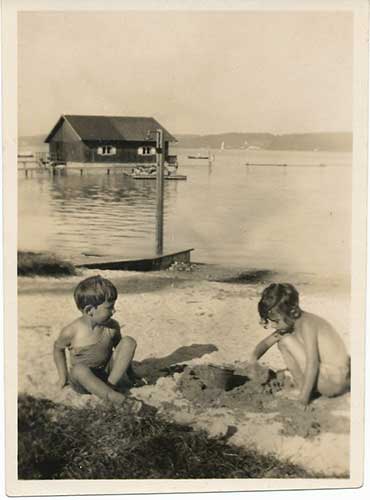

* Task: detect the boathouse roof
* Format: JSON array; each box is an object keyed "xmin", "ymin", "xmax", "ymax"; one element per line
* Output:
[{"xmin": 45, "ymin": 115, "xmax": 177, "ymax": 143}]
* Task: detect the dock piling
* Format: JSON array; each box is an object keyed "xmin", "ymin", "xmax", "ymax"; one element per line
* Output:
[{"xmin": 156, "ymin": 129, "xmax": 164, "ymax": 255}]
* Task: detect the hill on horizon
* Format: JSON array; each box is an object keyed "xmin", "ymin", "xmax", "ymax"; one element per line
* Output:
[
  {"xmin": 18, "ymin": 134, "xmax": 47, "ymax": 149},
  {"xmin": 18, "ymin": 131, "xmax": 352, "ymax": 152},
  {"xmin": 173, "ymin": 132, "xmax": 352, "ymax": 152}
]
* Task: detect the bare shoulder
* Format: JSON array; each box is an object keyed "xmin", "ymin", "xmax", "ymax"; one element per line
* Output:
[
  {"xmin": 300, "ymin": 311, "xmax": 326, "ymax": 326},
  {"xmin": 294, "ymin": 311, "xmax": 321, "ymax": 336},
  {"xmin": 65, "ymin": 317, "xmax": 86, "ymax": 335},
  {"xmin": 55, "ymin": 317, "xmax": 81, "ymax": 347},
  {"xmin": 305, "ymin": 311, "xmax": 334, "ymax": 327},
  {"xmin": 63, "ymin": 317, "xmax": 84, "ymax": 335},
  {"xmin": 299, "ymin": 311, "xmax": 337, "ymax": 336}
]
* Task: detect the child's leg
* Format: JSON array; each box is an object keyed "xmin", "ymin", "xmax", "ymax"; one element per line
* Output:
[
  {"xmin": 108, "ymin": 336, "xmax": 137, "ymax": 386},
  {"xmin": 278, "ymin": 336, "xmax": 305, "ymax": 389},
  {"xmin": 70, "ymin": 363, "xmax": 125, "ymax": 403},
  {"xmin": 317, "ymin": 362, "xmax": 350, "ymax": 397}
]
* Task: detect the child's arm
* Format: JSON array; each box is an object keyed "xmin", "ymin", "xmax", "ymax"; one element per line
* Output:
[
  {"xmin": 299, "ymin": 323, "xmax": 320, "ymax": 405},
  {"xmin": 250, "ymin": 331, "xmax": 281, "ymax": 362},
  {"xmin": 53, "ymin": 326, "xmax": 74, "ymax": 389}
]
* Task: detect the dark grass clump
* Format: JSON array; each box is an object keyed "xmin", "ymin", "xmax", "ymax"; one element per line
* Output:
[
  {"xmin": 18, "ymin": 394, "xmax": 310, "ymax": 480},
  {"xmin": 18, "ymin": 251, "xmax": 76, "ymax": 277}
]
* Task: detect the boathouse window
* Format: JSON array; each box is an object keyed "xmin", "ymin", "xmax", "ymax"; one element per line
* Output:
[
  {"xmin": 97, "ymin": 146, "xmax": 116, "ymax": 156},
  {"xmin": 138, "ymin": 146, "xmax": 156, "ymax": 156}
]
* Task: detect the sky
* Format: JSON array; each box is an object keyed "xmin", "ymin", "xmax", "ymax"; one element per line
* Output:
[{"xmin": 18, "ymin": 10, "xmax": 353, "ymax": 136}]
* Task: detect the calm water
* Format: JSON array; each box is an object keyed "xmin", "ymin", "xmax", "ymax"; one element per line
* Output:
[{"xmin": 18, "ymin": 149, "xmax": 351, "ymax": 278}]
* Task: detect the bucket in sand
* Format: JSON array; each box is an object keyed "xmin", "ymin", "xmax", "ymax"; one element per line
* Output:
[
  {"xmin": 180, "ymin": 364, "xmax": 242, "ymax": 391},
  {"xmin": 201, "ymin": 365, "xmax": 235, "ymax": 390}
]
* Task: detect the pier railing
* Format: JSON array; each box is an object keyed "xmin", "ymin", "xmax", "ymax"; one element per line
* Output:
[{"xmin": 18, "ymin": 151, "xmax": 50, "ymax": 170}]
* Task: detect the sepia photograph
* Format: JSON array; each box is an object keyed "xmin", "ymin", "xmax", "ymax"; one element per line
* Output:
[{"xmin": 2, "ymin": 0, "xmax": 368, "ymax": 495}]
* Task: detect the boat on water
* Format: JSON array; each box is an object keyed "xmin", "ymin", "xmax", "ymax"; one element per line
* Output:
[
  {"xmin": 124, "ymin": 165, "xmax": 187, "ymax": 181},
  {"xmin": 187, "ymin": 153, "xmax": 209, "ymax": 160}
]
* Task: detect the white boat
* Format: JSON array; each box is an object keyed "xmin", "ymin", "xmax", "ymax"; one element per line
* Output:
[{"xmin": 187, "ymin": 153, "xmax": 209, "ymax": 160}]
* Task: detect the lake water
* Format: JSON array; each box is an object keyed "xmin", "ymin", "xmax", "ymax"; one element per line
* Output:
[{"xmin": 18, "ymin": 149, "xmax": 351, "ymax": 278}]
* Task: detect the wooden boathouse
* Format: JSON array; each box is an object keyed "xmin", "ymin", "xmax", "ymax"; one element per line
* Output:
[{"xmin": 44, "ymin": 114, "xmax": 178, "ymax": 166}]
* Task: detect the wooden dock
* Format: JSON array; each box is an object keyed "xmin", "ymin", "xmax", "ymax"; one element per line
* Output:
[
  {"xmin": 74, "ymin": 248, "xmax": 194, "ymax": 272},
  {"xmin": 17, "ymin": 159, "xmax": 185, "ymax": 178}
]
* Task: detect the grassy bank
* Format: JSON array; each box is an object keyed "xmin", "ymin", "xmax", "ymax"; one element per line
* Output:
[
  {"xmin": 18, "ymin": 394, "xmax": 310, "ymax": 480},
  {"xmin": 18, "ymin": 252, "xmax": 76, "ymax": 277}
]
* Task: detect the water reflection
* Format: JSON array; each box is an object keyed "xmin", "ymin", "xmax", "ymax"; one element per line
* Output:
[
  {"xmin": 18, "ymin": 150, "xmax": 351, "ymax": 277},
  {"xmin": 49, "ymin": 173, "xmax": 178, "ymax": 204},
  {"xmin": 19, "ymin": 172, "xmax": 179, "ymax": 259}
]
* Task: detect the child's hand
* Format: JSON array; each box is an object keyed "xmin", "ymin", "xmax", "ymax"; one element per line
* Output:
[
  {"xmin": 247, "ymin": 362, "xmax": 270, "ymax": 384},
  {"xmin": 246, "ymin": 362, "xmax": 262, "ymax": 381}
]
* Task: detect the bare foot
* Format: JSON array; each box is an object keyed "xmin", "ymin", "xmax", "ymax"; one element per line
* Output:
[
  {"xmin": 127, "ymin": 398, "xmax": 143, "ymax": 414},
  {"xmin": 106, "ymin": 390, "xmax": 126, "ymax": 405},
  {"xmin": 106, "ymin": 391, "xmax": 144, "ymax": 413}
]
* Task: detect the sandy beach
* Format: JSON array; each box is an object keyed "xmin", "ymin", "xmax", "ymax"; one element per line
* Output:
[{"xmin": 18, "ymin": 266, "xmax": 351, "ymax": 477}]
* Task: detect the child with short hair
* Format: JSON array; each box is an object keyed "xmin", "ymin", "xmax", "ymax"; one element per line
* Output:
[
  {"xmin": 250, "ymin": 283, "xmax": 350, "ymax": 406},
  {"xmin": 53, "ymin": 275, "xmax": 141, "ymax": 410}
]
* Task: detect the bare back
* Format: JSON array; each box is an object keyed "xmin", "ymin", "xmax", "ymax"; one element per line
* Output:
[{"xmin": 294, "ymin": 311, "xmax": 348, "ymax": 368}]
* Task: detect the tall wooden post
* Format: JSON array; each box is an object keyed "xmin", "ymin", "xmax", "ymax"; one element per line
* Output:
[{"xmin": 156, "ymin": 128, "xmax": 164, "ymax": 255}]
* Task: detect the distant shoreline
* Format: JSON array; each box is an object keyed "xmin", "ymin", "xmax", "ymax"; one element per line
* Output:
[
  {"xmin": 173, "ymin": 131, "xmax": 352, "ymax": 152},
  {"xmin": 18, "ymin": 131, "xmax": 352, "ymax": 153}
]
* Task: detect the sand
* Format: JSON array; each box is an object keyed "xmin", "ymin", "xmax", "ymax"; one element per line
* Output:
[{"xmin": 17, "ymin": 266, "xmax": 351, "ymax": 476}]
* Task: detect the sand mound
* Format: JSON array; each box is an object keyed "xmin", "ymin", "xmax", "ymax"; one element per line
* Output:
[
  {"xmin": 176, "ymin": 363, "xmax": 349, "ymax": 441},
  {"xmin": 177, "ymin": 363, "xmax": 286, "ymax": 411}
]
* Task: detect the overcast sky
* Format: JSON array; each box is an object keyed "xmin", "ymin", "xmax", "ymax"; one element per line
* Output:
[{"xmin": 18, "ymin": 10, "xmax": 353, "ymax": 136}]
